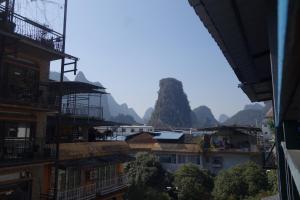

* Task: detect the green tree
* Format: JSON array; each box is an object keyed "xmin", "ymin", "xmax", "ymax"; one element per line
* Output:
[
  {"xmin": 125, "ymin": 152, "xmax": 171, "ymax": 200},
  {"xmin": 174, "ymin": 164, "xmax": 214, "ymax": 200},
  {"xmin": 212, "ymin": 161, "xmax": 268, "ymax": 200},
  {"xmin": 267, "ymin": 170, "xmax": 278, "ymax": 194}
]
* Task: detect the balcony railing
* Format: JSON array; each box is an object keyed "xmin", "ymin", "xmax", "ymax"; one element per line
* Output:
[
  {"xmin": 62, "ymin": 103, "xmax": 103, "ymax": 119},
  {"xmin": 96, "ymin": 175, "xmax": 128, "ymax": 195},
  {"xmin": 0, "ymin": 137, "xmax": 56, "ymax": 165},
  {"xmin": 0, "ymin": 84, "xmax": 59, "ymax": 110},
  {"xmin": 0, "ymin": 5, "xmax": 63, "ymax": 52},
  {"xmin": 57, "ymin": 184, "xmax": 96, "ymax": 200}
]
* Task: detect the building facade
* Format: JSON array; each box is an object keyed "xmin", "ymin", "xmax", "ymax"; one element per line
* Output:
[
  {"xmin": 126, "ymin": 127, "xmax": 263, "ymax": 174},
  {"xmin": 0, "ymin": 0, "xmax": 77, "ymax": 199}
]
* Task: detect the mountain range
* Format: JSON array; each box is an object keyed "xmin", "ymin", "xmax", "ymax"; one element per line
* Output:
[{"xmin": 50, "ymin": 72, "xmax": 271, "ymax": 127}]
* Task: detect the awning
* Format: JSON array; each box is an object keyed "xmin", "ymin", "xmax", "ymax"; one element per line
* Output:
[
  {"xmin": 41, "ymin": 81, "xmax": 108, "ymax": 95},
  {"xmin": 189, "ymin": 0, "xmax": 272, "ymax": 102}
]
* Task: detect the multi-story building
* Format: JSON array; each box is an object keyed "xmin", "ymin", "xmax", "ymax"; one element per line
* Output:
[
  {"xmin": 126, "ymin": 127, "xmax": 263, "ymax": 174},
  {"xmin": 0, "ymin": 0, "xmax": 77, "ymax": 199},
  {"xmin": 41, "ymin": 80, "xmax": 131, "ymax": 200},
  {"xmin": 0, "ymin": 1, "xmax": 132, "ymax": 200}
]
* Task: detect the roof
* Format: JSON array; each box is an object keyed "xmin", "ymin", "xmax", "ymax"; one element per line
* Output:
[
  {"xmin": 42, "ymin": 81, "xmax": 107, "ymax": 95},
  {"xmin": 58, "ymin": 154, "xmax": 134, "ymax": 168},
  {"xmin": 197, "ymin": 126, "xmax": 261, "ymax": 137},
  {"xmin": 119, "ymin": 125, "xmax": 153, "ymax": 128},
  {"xmin": 59, "ymin": 141, "xmax": 130, "ymax": 161},
  {"xmin": 153, "ymin": 131, "xmax": 183, "ymax": 140},
  {"xmin": 189, "ymin": 0, "xmax": 272, "ymax": 102},
  {"xmin": 128, "ymin": 143, "xmax": 201, "ymax": 153}
]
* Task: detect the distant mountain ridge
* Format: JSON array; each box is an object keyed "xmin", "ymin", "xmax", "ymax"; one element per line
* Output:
[
  {"xmin": 143, "ymin": 107, "xmax": 154, "ymax": 124},
  {"xmin": 218, "ymin": 114, "xmax": 229, "ymax": 123},
  {"xmin": 223, "ymin": 102, "xmax": 270, "ymax": 127},
  {"xmin": 192, "ymin": 106, "xmax": 218, "ymax": 128},
  {"xmin": 49, "ymin": 71, "xmax": 143, "ymax": 123}
]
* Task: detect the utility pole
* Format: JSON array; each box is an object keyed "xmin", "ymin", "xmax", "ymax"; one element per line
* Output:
[{"xmin": 53, "ymin": 0, "xmax": 68, "ymax": 199}]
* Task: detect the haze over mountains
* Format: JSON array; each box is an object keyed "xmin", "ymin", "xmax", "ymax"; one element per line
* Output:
[{"xmin": 50, "ymin": 72, "xmax": 271, "ymax": 127}]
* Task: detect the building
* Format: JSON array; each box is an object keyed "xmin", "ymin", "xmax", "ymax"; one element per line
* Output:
[
  {"xmin": 126, "ymin": 127, "xmax": 263, "ymax": 174},
  {"xmin": 95, "ymin": 125, "xmax": 154, "ymax": 138},
  {"xmin": 0, "ymin": 0, "xmax": 77, "ymax": 199},
  {"xmin": 0, "ymin": 1, "xmax": 132, "ymax": 200},
  {"xmin": 41, "ymin": 78, "xmax": 132, "ymax": 200},
  {"xmin": 262, "ymin": 108, "xmax": 275, "ymax": 141},
  {"xmin": 42, "ymin": 141, "xmax": 131, "ymax": 200},
  {"xmin": 189, "ymin": 0, "xmax": 300, "ymax": 198}
]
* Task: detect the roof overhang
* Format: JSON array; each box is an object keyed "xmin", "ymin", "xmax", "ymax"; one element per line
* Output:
[{"xmin": 189, "ymin": 0, "xmax": 273, "ymax": 102}]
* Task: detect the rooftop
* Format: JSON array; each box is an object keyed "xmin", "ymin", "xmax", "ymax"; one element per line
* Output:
[{"xmin": 153, "ymin": 131, "xmax": 184, "ymax": 140}]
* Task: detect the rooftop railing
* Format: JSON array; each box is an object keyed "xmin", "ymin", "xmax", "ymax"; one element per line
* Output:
[
  {"xmin": 62, "ymin": 103, "xmax": 103, "ymax": 120},
  {"xmin": 0, "ymin": 5, "xmax": 63, "ymax": 52}
]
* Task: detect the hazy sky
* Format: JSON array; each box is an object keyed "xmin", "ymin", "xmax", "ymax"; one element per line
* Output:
[{"xmin": 50, "ymin": 0, "xmax": 253, "ymax": 118}]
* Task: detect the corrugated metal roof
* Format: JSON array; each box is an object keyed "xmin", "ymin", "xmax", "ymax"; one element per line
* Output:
[{"xmin": 153, "ymin": 131, "xmax": 183, "ymax": 140}]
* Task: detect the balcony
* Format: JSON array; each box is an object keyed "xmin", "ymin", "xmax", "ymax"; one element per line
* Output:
[
  {"xmin": 62, "ymin": 103, "xmax": 103, "ymax": 120},
  {"xmin": 56, "ymin": 184, "xmax": 96, "ymax": 200},
  {"xmin": 0, "ymin": 137, "xmax": 56, "ymax": 166},
  {"xmin": 0, "ymin": 4, "xmax": 63, "ymax": 52},
  {"xmin": 0, "ymin": 84, "xmax": 59, "ymax": 111},
  {"xmin": 96, "ymin": 175, "xmax": 128, "ymax": 196}
]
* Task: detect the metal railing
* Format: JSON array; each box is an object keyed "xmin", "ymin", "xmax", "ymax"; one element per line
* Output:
[
  {"xmin": 57, "ymin": 184, "xmax": 96, "ymax": 200},
  {"xmin": 0, "ymin": 5, "xmax": 63, "ymax": 52},
  {"xmin": 0, "ymin": 137, "xmax": 56, "ymax": 164},
  {"xmin": 0, "ymin": 84, "xmax": 59, "ymax": 111},
  {"xmin": 62, "ymin": 103, "xmax": 103, "ymax": 119},
  {"xmin": 96, "ymin": 175, "xmax": 128, "ymax": 195}
]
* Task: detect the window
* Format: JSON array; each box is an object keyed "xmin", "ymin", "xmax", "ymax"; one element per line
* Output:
[
  {"xmin": 158, "ymin": 154, "xmax": 176, "ymax": 164},
  {"xmin": 0, "ymin": 121, "xmax": 34, "ymax": 138},
  {"xmin": 178, "ymin": 155, "xmax": 186, "ymax": 164},
  {"xmin": 212, "ymin": 157, "xmax": 223, "ymax": 168},
  {"xmin": 131, "ymin": 129, "xmax": 135, "ymax": 133},
  {"xmin": 186, "ymin": 155, "xmax": 200, "ymax": 165},
  {"xmin": 4, "ymin": 61, "xmax": 39, "ymax": 103},
  {"xmin": 122, "ymin": 128, "xmax": 126, "ymax": 133},
  {"xmin": 139, "ymin": 128, "xmax": 143, "ymax": 132}
]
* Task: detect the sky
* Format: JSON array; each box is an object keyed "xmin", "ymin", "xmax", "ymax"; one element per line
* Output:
[{"xmin": 47, "ymin": 0, "xmax": 253, "ymax": 118}]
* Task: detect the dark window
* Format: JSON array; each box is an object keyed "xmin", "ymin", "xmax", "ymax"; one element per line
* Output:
[
  {"xmin": 2, "ymin": 61, "xmax": 39, "ymax": 104},
  {"xmin": 159, "ymin": 154, "xmax": 176, "ymax": 164}
]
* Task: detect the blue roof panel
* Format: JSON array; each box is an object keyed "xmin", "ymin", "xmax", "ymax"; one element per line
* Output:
[{"xmin": 153, "ymin": 131, "xmax": 183, "ymax": 140}]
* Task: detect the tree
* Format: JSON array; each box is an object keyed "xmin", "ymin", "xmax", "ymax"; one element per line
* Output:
[
  {"xmin": 125, "ymin": 152, "xmax": 171, "ymax": 200},
  {"xmin": 174, "ymin": 164, "xmax": 214, "ymax": 200},
  {"xmin": 212, "ymin": 161, "xmax": 268, "ymax": 200},
  {"xmin": 267, "ymin": 170, "xmax": 278, "ymax": 194}
]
